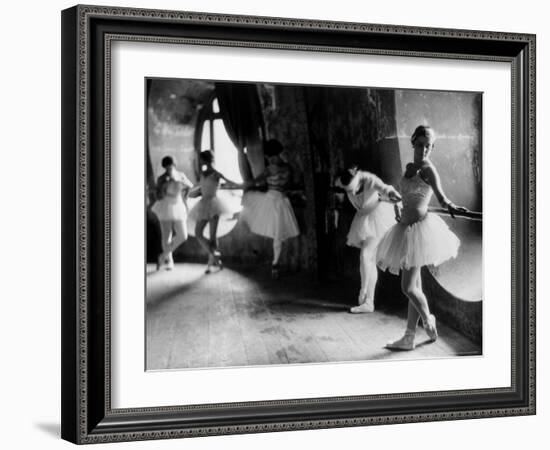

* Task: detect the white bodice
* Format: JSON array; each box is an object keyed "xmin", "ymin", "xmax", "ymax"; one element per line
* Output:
[
  {"xmin": 400, "ymin": 173, "xmax": 433, "ymax": 224},
  {"xmin": 159, "ymin": 170, "xmax": 192, "ymax": 199}
]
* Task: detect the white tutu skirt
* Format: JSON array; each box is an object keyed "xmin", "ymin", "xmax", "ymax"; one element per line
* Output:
[
  {"xmin": 346, "ymin": 201, "xmax": 395, "ymax": 248},
  {"xmin": 376, "ymin": 213, "xmax": 460, "ymax": 275},
  {"xmin": 188, "ymin": 196, "xmax": 233, "ymax": 222},
  {"xmin": 241, "ymin": 190, "xmax": 299, "ymax": 241},
  {"xmin": 151, "ymin": 197, "xmax": 187, "ymax": 222}
]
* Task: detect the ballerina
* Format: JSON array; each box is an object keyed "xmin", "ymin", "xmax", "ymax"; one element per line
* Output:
[
  {"xmin": 240, "ymin": 139, "xmax": 300, "ymax": 279},
  {"xmin": 151, "ymin": 156, "xmax": 193, "ymax": 270},
  {"xmin": 336, "ymin": 166, "xmax": 401, "ymax": 313},
  {"xmin": 376, "ymin": 125, "xmax": 468, "ymax": 350},
  {"xmin": 188, "ymin": 150, "xmax": 244, "ymax": 274}
]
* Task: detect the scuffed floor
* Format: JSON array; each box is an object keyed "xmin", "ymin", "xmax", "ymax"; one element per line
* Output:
[{"xmin": 146, "ymin": 263, "xmax": 481, "ymax": 371}]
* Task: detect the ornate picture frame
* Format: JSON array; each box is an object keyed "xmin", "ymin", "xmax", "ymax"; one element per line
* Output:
[{"xmin": 61, "ymin": 4, "xmax": 535, "ymax": 444}]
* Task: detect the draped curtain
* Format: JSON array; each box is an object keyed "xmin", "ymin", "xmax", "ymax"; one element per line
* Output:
[
  {"xmin": 215, "ymin": 83, "xmax": 265, "ymax": 180},
  {"xmin": 146, "ymin": 79, "xmax": 156, "ymax": 206}
]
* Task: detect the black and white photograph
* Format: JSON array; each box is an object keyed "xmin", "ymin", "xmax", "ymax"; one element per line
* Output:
[
  {"xmin": 145, "ymin": 79, "xmax": 483, "ymax": 371},
  {"xmin": 2, "ymin": 0, "xmax": 544, "ymax": 446}
]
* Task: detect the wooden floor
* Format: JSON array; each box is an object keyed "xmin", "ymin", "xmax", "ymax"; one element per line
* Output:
[{"xmin": 146, "ymin": 263, "xmax": 481, "ymax": 371}]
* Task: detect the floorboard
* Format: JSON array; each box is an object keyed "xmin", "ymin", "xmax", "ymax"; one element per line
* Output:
[{"xmin": 146, "ymin": 263, "xmax": 481, "ymax": 370}]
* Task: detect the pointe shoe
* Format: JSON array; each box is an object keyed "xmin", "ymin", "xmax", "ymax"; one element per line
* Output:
[
  {"xmin": 205, "ymin": 255, "xmax": 214, "ymax": 274},
  {"xmin": 213, "ymin": 251, "xmax": 223, "ymax": 270},
  {"xmin": 271, "ymin": 264, "xmax": 280, "ymax": 280},
  {"xmin": 350, "ymin": 299, "xmax": 374, "ymax": 313},
  {"xmin": 157, "ymin": 254, "xmax": 169, "ymax": 271},
  {"xmin": 423, "ymin": 314, "xmax": 438, "ymax": 342},
  {"xmin": 385, "ymin": 332, "xmax": 416, "ymax": 351},
  {"xmin": 165, "ymin": 254, "xmax": 174, "ymax": 270}
]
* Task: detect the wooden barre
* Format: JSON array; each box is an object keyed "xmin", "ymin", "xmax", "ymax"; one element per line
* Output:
[{"xmin": 428, "ymin": 207, "xmax": 482, "ymax": 221}]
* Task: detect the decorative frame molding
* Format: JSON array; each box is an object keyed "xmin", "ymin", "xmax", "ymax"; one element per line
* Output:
[{"xmin": 61, "ymin": 4, "xmax": 536, "ymax": 444}]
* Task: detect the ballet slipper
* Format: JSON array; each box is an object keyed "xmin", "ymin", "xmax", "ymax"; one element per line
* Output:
[
  {"xmin": 205, "ymin": 255, "xmax": 215, "ymax": 274},
  {"xmin": 423, "ymin": 314, "xmax": 438, "ymax": 342},
  {"xmin": 157, "ymin": 254, "xmax": 170, "ymax": 271},
  {"xmin": 385, "ymin": 331, "xmax": 416, "ymax": 351},
  {"xmin": 350, "ymin": 299, "xmax": 374, "ymax": 313},
  {"xmin": 213, "ymin": 250, "xmax": 223, "ymax": 270}
]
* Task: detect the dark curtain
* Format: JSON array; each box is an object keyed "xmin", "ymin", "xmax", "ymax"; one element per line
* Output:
[
  {"xmin": 146, "ymin": 79, "xmax": 156, "ymax": 206},
  {"xmin": 215, "ymin": 83, "xmax": 265, "ymax": 180},
  {"xmin": 145, "ymin": 79, "xmax": 162, "ymax": 262}
]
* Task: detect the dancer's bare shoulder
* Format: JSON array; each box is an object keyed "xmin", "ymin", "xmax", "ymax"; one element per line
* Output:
[{"xmin": 419, "ymin": 162, "xmax": 439, "ymax": 185}]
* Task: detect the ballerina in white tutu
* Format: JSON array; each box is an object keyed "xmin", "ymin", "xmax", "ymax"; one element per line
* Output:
[
  {"xmin": 240, "ymin": 139, "xmax": 300, "ymax": 279},
  {"xmin": 376, "ymin": 125, "xmax": 468, "ymax": 350},
  {"xmin": 188, "ymin": 150, "xmax": 244, "ymax": 274},
  {"xmin": 151, "ymin": 156, "xmax": 194, "ymax": 270},
  {"xmin": 336, "ymin": 166, "xmax": 401, "ymax": 313}
]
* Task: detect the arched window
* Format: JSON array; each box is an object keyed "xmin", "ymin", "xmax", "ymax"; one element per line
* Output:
[
  {"xmin": 199, "ymin": 97, "xmax": 243, "ymax": 183},
  {"xmin": 188, "ymin": 96, "xmax": 243, "ymax": 238}
]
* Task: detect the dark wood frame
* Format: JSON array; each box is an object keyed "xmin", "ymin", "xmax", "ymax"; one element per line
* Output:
[{"xmin": 61, "ymin": 4, "xmax": 536, "ymax": 444}]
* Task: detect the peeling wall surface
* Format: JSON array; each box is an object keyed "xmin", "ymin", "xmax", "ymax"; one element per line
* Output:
[
  {"xmin": 148, "ymin": 79, "xmax": 215, "ymax": 185},
  {"xmin": 393, "ymin": 90, "xmax": 483, "ymax": 301},
  {"xmin": 146, "ymin": 80, "xmax": 482, "ymax": 302},
  {"xmin": 394, "ymin": 89, "xmax": 482, "ymax": 211}
]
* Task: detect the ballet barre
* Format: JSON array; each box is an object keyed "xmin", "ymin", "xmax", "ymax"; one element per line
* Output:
[{"xmin": 428, "ymin": 207, "xmax": 482, "ymax": 221}]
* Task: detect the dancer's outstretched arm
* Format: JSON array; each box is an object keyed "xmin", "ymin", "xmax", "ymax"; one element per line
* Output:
[
  {"xmin": 422, "ymin": 164, "xmax": 468, "ymax": 218},
  {"xmin": 176, "ymin": 170, "xmax": 194, "ymax": 189},
  {"xmin": 215, "ymin": 170, "xmax": 247, "ymax": 189},
  {"xmin": 357, "ymin": 171, "xmax": 401, "ymax": 203}
]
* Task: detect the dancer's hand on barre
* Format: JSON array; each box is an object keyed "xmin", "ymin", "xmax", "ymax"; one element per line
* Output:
[{"xmin": 446, "ymin": 202, "xmax": 469, "ymax": 219}]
